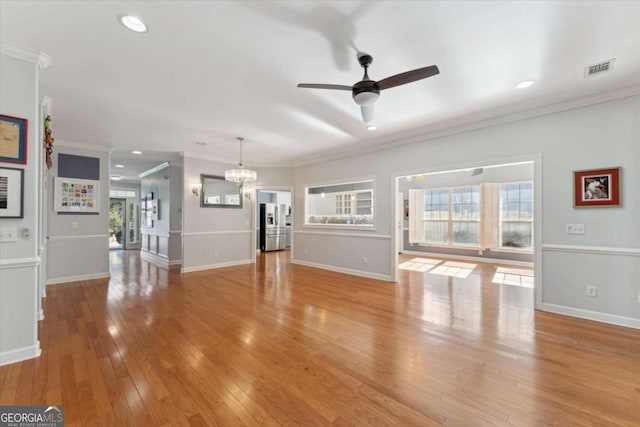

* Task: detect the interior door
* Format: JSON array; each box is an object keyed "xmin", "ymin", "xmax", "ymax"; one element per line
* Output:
[{"xmin": 396, "ymin": 192, "xmax": 404, "ymax": 254}]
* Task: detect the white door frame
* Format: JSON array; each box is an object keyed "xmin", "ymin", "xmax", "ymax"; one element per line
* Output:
[{"xmin": 250, "ymin": 185, "xmax": 294, "ymax": 262}]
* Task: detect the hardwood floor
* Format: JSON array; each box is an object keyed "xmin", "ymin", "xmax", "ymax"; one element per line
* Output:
[{"xmin": 1, "ymin": 251, "xmax": 639, "ymax": 426}]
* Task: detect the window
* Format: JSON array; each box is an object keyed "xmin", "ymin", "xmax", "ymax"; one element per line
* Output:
[
  {"xmin": 305, "ymin": 180, "xmax": 374, "ymax": 227},
  {"xmin": 422, "ymin": 186, "xmax": 480, "ymax": 246},
  {"xmin": 499, "ymin": 182, "xmax": 533, "ymax": 248},
  {"xmin": 409, "ymin": 181, "xmax": 533, "ymax": 251}
]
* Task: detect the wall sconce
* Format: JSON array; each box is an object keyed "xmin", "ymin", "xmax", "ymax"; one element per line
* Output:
[
  {"xmin": 242, "ymin": 184, "xmax": 253, "ymax": 200},
  {"xmin": 192, "ymin": 184, "xmax": 202, "ymax": 197}
]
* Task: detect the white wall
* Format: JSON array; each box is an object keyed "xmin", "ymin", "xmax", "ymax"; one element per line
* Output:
[
  {"xmin": 0, "ymin": 52, "xmax": 42, "ymax": 365},
  {"xmin": 46, "ymin": 145, "xmax": 110, "ymax": 283},
  {"xmin": 293, "ymin": 94, "xmax": 640, "ymax": 327}
]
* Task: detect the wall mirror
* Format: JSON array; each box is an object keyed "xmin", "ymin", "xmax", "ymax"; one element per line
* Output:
[{"xmin": 200, "ymin": 174, "xmax": 242, "ymax": 208}]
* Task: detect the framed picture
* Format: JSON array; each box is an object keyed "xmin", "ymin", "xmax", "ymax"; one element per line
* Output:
[
  {"xmin": 0, "ymin": 115, "xmax": 28, "ymax": 164},
  {"xmin": 574, "ymin": 167, "xmax": 621, "ymax": 207},
  {"xmin": 0, "ymin": 167, "xmax": 24, "ymax": 218},
  {"xmin": 54, "ymin": 177, "xmax": 100, "ymax": 212}
]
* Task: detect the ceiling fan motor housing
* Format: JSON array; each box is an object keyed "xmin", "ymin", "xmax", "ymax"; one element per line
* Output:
[{"xmin": 352, "ymin": 80, "xmax": 380, "ymax": 106}]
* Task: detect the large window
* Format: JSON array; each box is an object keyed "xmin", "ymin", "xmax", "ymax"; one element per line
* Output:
[
  {"xmin": 422, "ymin": 186, "xmax": 480, "ymax": 246},
  {"xmin": 499, "ymin": 182, "xmax": 533, "ymax": 248},
  {"xmin": 305, "ymin": 180, "xmax": 374, "ymax": 227},
  {"xmin": 410, "ymin": 181, "xmax": 533, "ymax": 251}
]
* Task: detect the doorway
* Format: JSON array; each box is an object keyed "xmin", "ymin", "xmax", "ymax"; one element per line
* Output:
[
  {"xmin": 109, "ymin": 198, "xmax": 126, "ymax": 250},
  {"xmin": 392, "ymin": 156, "xmax": 542, "ymax": 310}
]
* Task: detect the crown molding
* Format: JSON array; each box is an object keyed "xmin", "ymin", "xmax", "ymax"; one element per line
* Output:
[
  {"xmin": 139, "ymin": 162, "xmax": 170, "ymax": 178},
  {"xmin": 0, "ymin": 41, "xmax": 51, "ymax": 69},
  {"xmin": 294, "ymin": 84, "xmax": 640, "ymax": 167},
  {"xmin": 55, "ymin": 139, "xmax": 113, "ymax": 152},
  {"xmin": 180, "ymin": 151, "xmax": 294, "ymax": 168}
]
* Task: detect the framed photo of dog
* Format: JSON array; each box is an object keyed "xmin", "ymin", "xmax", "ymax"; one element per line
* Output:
[{"xmin": 573, "ymin": 167, "xmax": 621, "ymax": 208}]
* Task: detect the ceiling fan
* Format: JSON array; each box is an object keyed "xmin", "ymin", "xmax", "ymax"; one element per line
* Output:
[{"xmin": 298, "ymin": 52, "xmax": 439, "ymax": 127}]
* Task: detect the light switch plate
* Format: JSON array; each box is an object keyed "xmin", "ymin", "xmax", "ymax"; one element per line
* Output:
[{"xmin": 0, "ymin": 228, "xmax": 18, "ymax": 242}]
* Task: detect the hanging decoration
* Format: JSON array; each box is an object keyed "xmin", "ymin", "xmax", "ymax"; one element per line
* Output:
[{"xmin": 44, "ymin": 115, "xmax": 54, "ymax": 169}]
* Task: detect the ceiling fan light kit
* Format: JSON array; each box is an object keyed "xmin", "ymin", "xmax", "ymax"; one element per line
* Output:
[{"xmin": 298, "ymin": 52, "xmax": 439, "ymax": 127}]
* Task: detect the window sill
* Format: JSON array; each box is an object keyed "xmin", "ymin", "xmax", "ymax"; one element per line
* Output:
[{"xmin": 417, "ymin": 243, "xmax": 482, "ymax": 251}]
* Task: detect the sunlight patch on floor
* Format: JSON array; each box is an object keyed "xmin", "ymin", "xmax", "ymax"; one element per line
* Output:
[
  {"xmin": 428, "ymin": 261, "xmax": 477, "ymax": 278},
  {"xmin": 398, "ymin": 257, "xmax": 443, "ymax": 272},
  {"xmin": 492, "ymin": 267, "xmax": 534, "ymax": 288}
]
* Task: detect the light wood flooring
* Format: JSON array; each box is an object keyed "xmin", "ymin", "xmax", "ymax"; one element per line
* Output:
[{"xmin": 0, "ymin": 251, "xmax": 639, "ymax": 426}]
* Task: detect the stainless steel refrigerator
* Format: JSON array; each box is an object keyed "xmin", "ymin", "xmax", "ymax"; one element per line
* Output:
[{"xmin": 260, "ymin": 203, "xmax": 287, "ymax": 251}]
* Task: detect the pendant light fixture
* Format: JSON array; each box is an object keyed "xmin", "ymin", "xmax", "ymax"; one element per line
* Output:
[{"xmin": 225, "ymin": 137, "xmax": 257, "ymax": 185}]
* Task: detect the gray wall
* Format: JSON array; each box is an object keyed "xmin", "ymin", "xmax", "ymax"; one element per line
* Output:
[
  {"xmin": 0, "ymin": 53, "xmax": 41, "ymax": 364},
  {"xmin": 47, "ymin": 146, "xmax": 110, "ymax": 282},
  {"xmin": 140, "ymin": 164, "xmax": 182, "ymax": 266},
  {"xmin": 293, "ymin": 94, "xmax": 640, "ymax": 326}
]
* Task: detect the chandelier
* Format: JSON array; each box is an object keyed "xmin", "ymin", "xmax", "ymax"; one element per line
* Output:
[{"xmin": 225, "ymin": 137, "xmax": 257, "ymax": 185}]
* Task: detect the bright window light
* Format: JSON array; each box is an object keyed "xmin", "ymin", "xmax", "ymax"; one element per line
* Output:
[
  {"xmin": 429, "ymin": 261, "xmax": 477, "ymax": 278},
  {"xmin": 492, "ymin": 267, "xmax": 534, "ymax": 288},
  {"xmin": 399, "ymin": 257, "xmax": 442, "ymax": 272}
]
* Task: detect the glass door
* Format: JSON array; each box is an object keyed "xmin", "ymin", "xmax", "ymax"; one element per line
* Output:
[{"xmin": 109, "ymin": 198, "xmax": 126, "ymax": 250}]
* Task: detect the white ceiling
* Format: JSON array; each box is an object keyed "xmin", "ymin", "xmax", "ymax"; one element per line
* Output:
[{"xmin": 2, "ymin": 1, "xmax": 639, "ymax": 166}]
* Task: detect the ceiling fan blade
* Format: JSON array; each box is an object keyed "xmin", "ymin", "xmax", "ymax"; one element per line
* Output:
[
  {"xmin": 297, "ymin": 83, "xmax": 353, "ymax": 91},
  {"xmin": 377, "ymin": 65, "xmax": 439, "ymax": 90},
  {"xmin": 361, "ymin": 105, "xmax": 375, "ymax": 124}
]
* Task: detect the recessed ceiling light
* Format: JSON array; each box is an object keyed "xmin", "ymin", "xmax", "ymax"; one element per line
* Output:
[
  {"xmin": 111, "ymin": 176, "xmax": 122, "ymax": 181},
  {"xmin": 195, "ymin": 141, "xmax": 207, "ymax": 146},
  {"xmin": 516, "ymin": 80, "xmax": 535, "ymax": 89},
  {"xmin": 131, "ymin": 150, "xmax": 142, "ymax": 155},
  {"xmin": 114, "ymin": 164, "xmax": 125, "ymax": 168},
  {"xmin": 367, "ymin": 125, "xmax": 377, "ymax": 131},
  {"xmin": 119, "ymin": 15, "xmax": 147, "ymax": 33}
]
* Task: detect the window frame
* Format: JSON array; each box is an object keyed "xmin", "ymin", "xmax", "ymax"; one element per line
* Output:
[
  {"xmin": 498, "ymin": 181, "xmax": 534, "ymax": 251},
  {"xmin": 421, "ymin": 185, "xmax": 482, "ymax": 248}
]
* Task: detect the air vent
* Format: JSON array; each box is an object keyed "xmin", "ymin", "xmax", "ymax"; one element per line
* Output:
[{"xmin": 584, "ymin": 59, "xmax": 615, "ymax": 78}]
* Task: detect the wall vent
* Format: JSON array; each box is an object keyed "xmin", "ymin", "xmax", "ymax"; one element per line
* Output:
[{"xmin": 584, "ymin": 59, "xmax": 615, "ymax": 78}]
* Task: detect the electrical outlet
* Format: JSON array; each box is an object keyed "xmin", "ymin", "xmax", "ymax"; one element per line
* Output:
[
  {"xmin": 362, "ymin": 257, "xmax": 368, "ymax": 264},
  {"xmin": 71, "ymin": 222, "xmax": 78, "ymax": 229},
  {"xmin": 0, "ymin": 228, "xmax": 18, "ymax": 242},
  {"xmin": 586, "ymin": 285, "xmax": 597, "ymax": 297},
  {"xmin": 566, "ymin": 224, "xmax": 585, "ymax": 234},
  {"xmin": 637, "ymin": 292, "xmax": 640, "ymax": 304},
  {"xmin": 304, "ymin": 248, "xmax": 308, "ymax": 255},
  {"xmin": 214, "ymin": 250, "xmax": 219, "ymax": 257}
]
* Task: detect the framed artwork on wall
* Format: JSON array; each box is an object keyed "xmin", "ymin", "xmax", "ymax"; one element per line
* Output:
[
  {"xmin": 573, "ymin": 167, "xmax": 621, "ymax": 207},
  {"xmin": 54, "ymin": 176, "xmax": 100, "ymax": 213},
  {"xmin": 0, "ymin": 114, "xmax": 28, "ymax": 164},
  {"xmin": 0, "ymin": 167, "xmax": 24, "ymax": 218}
]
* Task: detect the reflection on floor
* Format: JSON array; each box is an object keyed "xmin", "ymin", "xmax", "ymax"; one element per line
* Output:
[
  {"xmin": 492, "ymin": 266, "xmax": 534, "ymax": 288},
  {"xmin": 400, "ymin": 255, "xmax": 533, "ymax": 287}
]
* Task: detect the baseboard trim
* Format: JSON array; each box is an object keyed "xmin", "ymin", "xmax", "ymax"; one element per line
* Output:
[
  {"xmin": 401, "ymin": 250, "xmax": 534, "ymax": 267},
  {"xmin": 182, "ymin": 259, "xmax": 253, "ymax": 274},
  {"xmin": 0, "ymin": 342, "xmax": 41, "ymax": 366},
  {"xmin": 542, "ymin": 303, "xmax": 640, "ymax": 330},
  {"xmin": 140, "ymin": 250, "xmax": 170, "ymax": 268},
  {"xmin": 291, "ymin": 259, "xmax": 393, "ymax": 282},
  {"xmin": 46, "ymin": 272, "xmax": 110, "ymax": 285}
]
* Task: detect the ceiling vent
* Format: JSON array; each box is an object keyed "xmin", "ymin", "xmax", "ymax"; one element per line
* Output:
[{"xmin": 584, "ymin": 59, "xmax": 615, "ymax": 78}]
